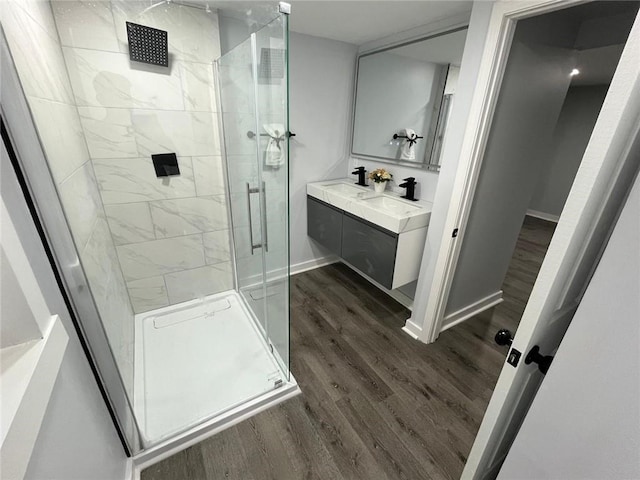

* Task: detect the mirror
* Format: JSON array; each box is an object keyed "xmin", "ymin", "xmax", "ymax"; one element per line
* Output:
[{"xmin": 351, "ymin": 27, "xmax": 467, "ymax": 171}]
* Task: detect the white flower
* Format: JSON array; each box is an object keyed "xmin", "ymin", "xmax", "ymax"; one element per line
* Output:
[{"xmin": 368, "ymin": 168, "xmax": 392, "ymax": 182}]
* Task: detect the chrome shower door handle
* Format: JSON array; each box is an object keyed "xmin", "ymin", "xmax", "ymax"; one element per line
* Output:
[
  {"xmin": 261, "ymin": 181, "xmax": 268, "ymax": 253},
  {"xmin": 246, "ymin": 182, "xmax": 267, "ymax": 255},
  {"xmin": 246, "ymin": 182, "xmax": 255, "ymax": 255}
]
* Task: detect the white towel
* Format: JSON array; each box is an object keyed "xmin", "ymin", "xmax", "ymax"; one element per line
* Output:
[
  {"xmin": 263, "ymin": 124, "xmax": 286, "ymax": 167},
  {"xmin": 400, "ymin": 128, "xmax": 417, "ymax": 161}
]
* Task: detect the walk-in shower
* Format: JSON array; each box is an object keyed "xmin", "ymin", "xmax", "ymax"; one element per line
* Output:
[{"xmin": 0, "ymin": 0, "xmax": 295, "ymax": 457}]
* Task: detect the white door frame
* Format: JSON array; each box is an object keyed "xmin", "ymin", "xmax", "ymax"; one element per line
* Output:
[
  {"xmin": 464, "ymin": 6, "xmax": 640, "ymax": 474},
  {"xmin": 417, "ymin": 0, "xmax": 609, "ymax": 344}
]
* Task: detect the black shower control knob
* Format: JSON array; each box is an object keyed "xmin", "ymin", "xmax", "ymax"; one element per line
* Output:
[{"xmin": 495, "ymin": 329, "xmax": 513, "ymax": 347}]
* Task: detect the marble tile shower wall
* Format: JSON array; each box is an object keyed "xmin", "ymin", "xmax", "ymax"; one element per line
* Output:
[
  {"xmin": 52, "ymin": 1, "xmax": 233, "ymax": 314},
  {"xmin": 0, "ymin": 0, "xmax": 134, "ymax": 394}
]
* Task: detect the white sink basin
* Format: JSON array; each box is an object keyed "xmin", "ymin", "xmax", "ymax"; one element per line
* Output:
[
  {"xmin": 306, "ymin": 179, "xmax": 432, "ymax": 234},
  {"xmin": 361, "ymin": 196, "xmax": 422, "ymax": 215},
  {"xmin": 322, "ymin": 183, "xmax": 368, "ymax": 196}
]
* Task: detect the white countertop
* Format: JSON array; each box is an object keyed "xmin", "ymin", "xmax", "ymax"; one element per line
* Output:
[{"xmin": 307, "ymin": 178, "xmax": 432, "ymax": 234}]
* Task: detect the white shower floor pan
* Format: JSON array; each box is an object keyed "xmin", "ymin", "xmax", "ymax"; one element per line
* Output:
[{"xmin": 133, "ymin": 290, "xmax": 284, "ymax": 446}]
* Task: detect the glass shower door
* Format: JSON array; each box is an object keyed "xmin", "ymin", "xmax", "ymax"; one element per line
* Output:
[
  {"xmin": 255, "ymin": 15, "xmax": 290, "ymax": 379},
  {"xmin": 217, "ymin": 14, "xmax": 290, "ymax": 380},
  {"xmin": 217, "ymin": 34, "xmax": 267, "ymax": 333}
]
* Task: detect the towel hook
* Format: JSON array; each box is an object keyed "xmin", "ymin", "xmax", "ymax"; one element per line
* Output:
[{"xmin": 393, "ymin": 133, "xmax": 423, "ymax": 147}]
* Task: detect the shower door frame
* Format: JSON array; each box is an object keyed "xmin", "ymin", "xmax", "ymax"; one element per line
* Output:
[
  {"xmin": 216, "ymin": 13, "xmax": 291, "ymax": 381},
  {"xmin": 135, "ymin": 9, "xmax": 298, "ymax": 468},
  {"xmin": 1, "ymin": 6, "xmax": 298, "ymax": 468},
  {"xmin": 0, "ymin": 31, "xmax": 140, "ymax": 456}
]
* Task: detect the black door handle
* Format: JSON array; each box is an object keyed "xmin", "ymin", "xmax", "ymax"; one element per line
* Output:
[
  {"xmin": 494, "ymin": 329, "xmax": 513, "ymax": 347},
  {"xmin": 525, "ymin": 346, "xmax": 554, "ymax": 374}
]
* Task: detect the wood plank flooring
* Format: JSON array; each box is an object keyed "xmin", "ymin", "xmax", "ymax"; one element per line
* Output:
[{"xmin": 142, "ymin": 216, "xmax": 556, "ymax": 480}]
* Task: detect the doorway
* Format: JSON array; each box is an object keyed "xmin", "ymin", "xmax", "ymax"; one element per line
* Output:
[
  {"xmin": 463, "ymin": 82, "xmax": 611, "ymax": 345},
  {"xmin": 438, "ymin": 1, "xmax": 639, "ymax": 477},
  {"xmin": 444, "ymin": 1, "xmax": 638, "ymax": 341}
]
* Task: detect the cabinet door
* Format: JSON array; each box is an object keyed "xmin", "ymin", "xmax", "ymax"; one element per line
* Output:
[
  {"xmin": 342, "ymin": 213, "xmax": 398, "ymax": 289},
  {"xmin": 307, "ymin": 196, "xmax": 343, "ymax": 255}
]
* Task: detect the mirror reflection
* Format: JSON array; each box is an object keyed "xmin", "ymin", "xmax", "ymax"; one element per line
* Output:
[{"xmin": 351, "ymin": 27, "xmax": 467, "ymax": 171}]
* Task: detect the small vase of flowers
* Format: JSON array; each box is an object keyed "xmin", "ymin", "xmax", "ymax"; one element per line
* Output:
[{"xmin": 368, "ymin": 168, "xmax": 392, "ymax": 193}]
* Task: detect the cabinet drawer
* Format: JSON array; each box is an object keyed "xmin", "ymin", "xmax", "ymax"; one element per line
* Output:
[
  {"xmin": 341, "ymin": 213, "xmax": 398, "ymax": 289},
  {"xmin": 307, "ymin": 196, "xmax": 343, "ymax": 255}
]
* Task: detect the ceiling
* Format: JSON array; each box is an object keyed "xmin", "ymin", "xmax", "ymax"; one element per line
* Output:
[
  {"xmin": 288, "ymin": 1, "xmax": 473, "ymax": 45},
  {"xmin": 210, "ymin": 0, "xmax": 631, "ymax": 85},
  {"xmin": 214, "ymin": 1, "xmax": 473, "ymax": 46}
]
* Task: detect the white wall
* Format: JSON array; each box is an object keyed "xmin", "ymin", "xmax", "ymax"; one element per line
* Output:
[
  {"xmin": 24, "ymin": 345, "xmax": 129, "ymax": 480},
  {"xmin": 528, "ymin": 85, "xmax": 608, "ymax": 219},
  {"xmin": 407, "ymin": 1, "xmax": 495, "ymax": 332},
  {"xmin": 499, "ymin": 170, "xmax": 640, "ymax": 480},
  {"xmin": 2, "ymin": 135, "xmax": 128, "ymax": 479},
  {"xmin": 0, "ymin": 247, "xmax": 42, "ymax": 348},
  {"xmin": 289, "ymin": 32, "xmax": 358, "ymax": 268}
]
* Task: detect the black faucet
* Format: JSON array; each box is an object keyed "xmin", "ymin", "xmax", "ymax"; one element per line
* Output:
[
  {"xmin": 399, "ymin": 177, "xmax": 418, "ymax": 201},
  {"xmin": 352, "ymin": 166, "xmax": 367, "ymax": 186}
]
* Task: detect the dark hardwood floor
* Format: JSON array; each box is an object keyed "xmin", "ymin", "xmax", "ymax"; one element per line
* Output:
[{"xmin": 142, "ymin": 216, "xmax": 556, "ymax": 480}]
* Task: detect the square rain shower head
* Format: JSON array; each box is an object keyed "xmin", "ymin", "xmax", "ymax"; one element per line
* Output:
[
  {"xmin": 126, "ymin": 22, "xmax": 168, "ymax": 67},
  {"xmin": 259, "ymin": 48, "xmax": 285, "ymax": 82}
]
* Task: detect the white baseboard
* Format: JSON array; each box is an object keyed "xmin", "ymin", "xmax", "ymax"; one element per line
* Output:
[
  {"xmin": 236, "ymin": 256, "xmax": 339, "ymax": 290},
  {"xmin": 526, "ymin": 209, "xmax": 560, "ymax": 223},
  {"xmin": 402, "ymin": 318, "xmax": 422, "ymax": 339},
  {"xmin": 441, "ymin": 291, "xmax": 503, "ymax": 332},
  {"xmin": 290, "ymin": 255, "xmax": 339, "ymax": 276}
]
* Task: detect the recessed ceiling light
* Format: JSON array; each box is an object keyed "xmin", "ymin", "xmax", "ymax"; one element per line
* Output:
[{"xmin": 570, "ymin": 68, "xmax": 580, "ymax": 76}]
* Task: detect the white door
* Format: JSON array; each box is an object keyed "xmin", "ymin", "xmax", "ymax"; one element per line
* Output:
[
  {"xmin": 497, "ymin": 156, "xmax": 640, "ymax": 480},
  {"xmin": 462, "ymin": 9, "xmax": 640, "ymax": 480}
]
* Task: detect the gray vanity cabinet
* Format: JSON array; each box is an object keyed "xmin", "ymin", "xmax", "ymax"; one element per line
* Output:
[
  {"xmin": 307, "ymin": 196, "xmax": 401, "ymax": 289},
  {"xmin": 307, "ymin": 196, "xmax": 343, "ymax": 255},
  {"xmin": 341, "ymin": 213, "xmax": 398, "ymax": 289}
]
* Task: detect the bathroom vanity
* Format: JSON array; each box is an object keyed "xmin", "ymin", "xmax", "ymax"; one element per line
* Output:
[{"xmin": 307, "ymin": 179, "xmax": 432, "ymax": 290}]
